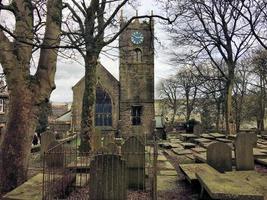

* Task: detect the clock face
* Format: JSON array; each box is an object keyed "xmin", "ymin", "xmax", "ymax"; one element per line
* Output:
[{"xmin": 131, "ymin": 31, "xmax": 144, "ymax": 45}]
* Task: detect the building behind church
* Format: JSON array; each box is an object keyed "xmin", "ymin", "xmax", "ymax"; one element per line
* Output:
[{"xmin": 72, "ymin": 16, "xmax": 155, "ymax": 139}]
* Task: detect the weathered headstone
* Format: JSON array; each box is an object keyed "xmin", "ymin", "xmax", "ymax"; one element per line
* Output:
[
  {"xmin": 90, "ymin": 154, "xmax": 126, "ymax": 200},
  {"xmin": 41, "ymin": 130, "xmax": 56, "ymax": 156},
  {"xmin": 193, "ymin": 124, "xmax": 203, "ymax": 136},
  {"xmin": 121, "ymin": 136, "xmax": 145, "ymax": 189},
  {"xmin": 207, "ymin": 142, "xmax": 232, "ymax": 172},
  {"xmin": 235, "ymin": 132, "xmax": 257, "ymax": 171},
  {"xmin": 107, "ymin": 143, "xmax": 119, "ymax": 154},
  {"xmin": 45, "ymin": 141, "xmax": 64, "ymax": 168}
]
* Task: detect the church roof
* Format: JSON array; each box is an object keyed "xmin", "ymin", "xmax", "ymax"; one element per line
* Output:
[{"xmin": 72, "ymin": 62, "xmax": 119, "ymax": 89}]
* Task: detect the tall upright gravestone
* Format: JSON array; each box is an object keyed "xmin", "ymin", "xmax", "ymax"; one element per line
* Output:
[
  {"xmin": 90, "ymin": 154, "xmax": 126, "ymax": 200},
  {"xmin": 235, "ymin": 132, "xmax": 257, "ymax": 171},
  {"xmin": 207, "ymin": 142, "xmax": 232, "ymax": 172},
  {"xmin": 41, "ymin": 130, "xmax": 56, "ymax": 157},
  {"xmin": 122, "ymin": 136, "xmax": 145, "ymax": 190}
]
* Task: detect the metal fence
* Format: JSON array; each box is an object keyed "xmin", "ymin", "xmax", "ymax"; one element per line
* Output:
[{"xmin": 42, "ymin": 134, "xmax": 158, "ymax": 200}]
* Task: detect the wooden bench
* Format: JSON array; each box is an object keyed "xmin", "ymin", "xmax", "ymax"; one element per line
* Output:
[
  {"xmin": 196, "ymin": 169, "xmax": 264, "ymax": 200},
  {"xmin": 179, "ymin": 163, "xmax": 218, "ymax": 184}
]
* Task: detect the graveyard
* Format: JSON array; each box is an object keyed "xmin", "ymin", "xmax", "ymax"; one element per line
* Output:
[
  {"xmin": 1, "ymin": 128, "xmax": 267, "ymax": 199},
  {"xmin": 1, "ymin": 0, "xmax": 267, "ymax": 200}
]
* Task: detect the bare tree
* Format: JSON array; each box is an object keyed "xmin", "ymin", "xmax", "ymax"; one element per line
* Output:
[
  {"xmin": 158, "ymin": 77, "xmax": 180, "ymax": 125},
  {"xmin": 0, "ymin": 0, "xmax": 62, "ymax": 192},
  {"xmin": 164, "ymin": 0, "xmax": 254, "ymax": 135}
]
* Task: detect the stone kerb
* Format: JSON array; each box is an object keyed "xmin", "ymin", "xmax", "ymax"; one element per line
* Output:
[
  {"xmin": 90, "ymin": 154, "xmax": 126, "ymax": 200},
  {"xmin": 207, "ymin": 142, "xmax": 232, "ymax": 172}
]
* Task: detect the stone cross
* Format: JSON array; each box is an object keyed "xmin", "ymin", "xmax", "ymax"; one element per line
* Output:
[
  {"xmin": 90, "ymin": 154, "xmax": 126, "ymax": 200},
  {"xmin": 235, "ymin": 132, "xmax": 257, "ymax": 171},
  {"xmin": 121, "ymin": 136, "xmax": 145, "ymax": 190},
  {"xmin": 207, "ymin": 142, "xmax": 232, "ymax": 172}
]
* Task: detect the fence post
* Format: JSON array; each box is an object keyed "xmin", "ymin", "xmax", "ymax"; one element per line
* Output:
[{"xmin": 152, "ymin": 119, "xmax": 158, "ymax": 200}]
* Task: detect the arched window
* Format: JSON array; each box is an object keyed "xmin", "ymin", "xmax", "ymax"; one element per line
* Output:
[
  {"xmin": 95, "ymin": 87, "xmax": 112, "ymax": 126},
  {"xmin": 134, "ymin": 48, "xmax": 142, "ymax": 63}
]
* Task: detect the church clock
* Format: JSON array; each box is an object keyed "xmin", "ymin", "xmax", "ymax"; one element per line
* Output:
[{"xmin": 131, "ymin": 31, "xmax": 144, "ymax": 44}]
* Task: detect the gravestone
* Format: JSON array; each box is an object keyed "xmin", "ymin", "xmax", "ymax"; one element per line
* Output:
[
  {"xmin": 90, "ymin": 154, "xmax": 126, "ymax": 200},
  {"xmin": 193, "ymin": 124, "xmax": 203, "ymax": 136},
  {"xmin": 235, "ymin": 132, "xmax": 257, "ymax": 171},
  {"xmin": 45, "ymin": 141, "xmax": 64, "ymax": 168},
  {"xmin": 41, "ymin": 130, "xmax": 56, "ymax": 156},
  {"xmin": 207, "ymin": 142, "xmax": 232, "ymax": 172},
  {"xmin": 107, "ymin": 143, "xmax": 119, "ymax": 154},
  {"xmin": 121, "ymin": 136, "xmax": 145, "ymax": 189}
]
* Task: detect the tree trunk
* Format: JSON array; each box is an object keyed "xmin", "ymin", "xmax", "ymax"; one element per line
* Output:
[
  {"xmin": 215, "ymin": 100, "xmax": 221, "ymax": 132},
  {"xmin": 0, "ymin": 83, "xmax": 38, "ymax": 192},
  {"xmin": 79, "ymin": 54, "xmax": 98, "ymax": 152},
  {"xmin": 225, "ymin": 78, "xmax": 234, "ymax": 135}
]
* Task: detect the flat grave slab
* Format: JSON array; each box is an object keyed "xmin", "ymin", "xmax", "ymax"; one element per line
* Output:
[
  {"xmin": 200, "ymin": 141, "xmax": 215, "ymax": 148},
  {"xmin": 194, "ymin": 138, "xmax": 211, "ymax": 144},
  {"xmin": 179, "ymin": 163, "xmax": 218, "ymax": 184},
  {"xmin": 3, "ymin": 173, "xmax": 44, "ymax": 200},
  {"xmin": 209, "ymin": 133, "xmax": 225, "ymax": 138},
  {"xmin": 172, "ymin": 148, "xmax": 192, "ymax": 155},
  {"xmin": 157, "ymin": 160, "xmax": 175, "ymax": 170},
  {"xmin": 256, "ymin": 158, "xmax": 267, "ymax": 166},
  {"xmin": 191, "ymin": 147, "xmax": 207, "ymax": 153},
  {"xmin": 216, "ymin": 138, "xmax": 232, "ymax": 143},
  {"xmin": 257, "ymin": 143, "xmax": 267, "ymax": 149},
  {"xmin": 196, "ymin": 169, "xmax": 264, "ymax": 200},
  {"xmin": 225, "ymin": 171, "xmax": 267, "ymax": 199},
  {"xmin": 180, "ymin": 134, "xmax": 198, "ymax": 142},
  {"xmin": 157, "ymin": 175, "xmax": 178, "ymax": 191},
  {"xmin": 158, "ymin": 170, "xmax": 178, "ymax": 176},
  {"xmin": 169, "ymin": 143, "xmax": 183, "ymax": 148},
  {"xmin": 258, "ymin": 139, "xmax": 267, "ymax": 145},
  {"xmin": 3, "ymin": 173, "xmax": 75, "ymax": 200},
  {"xmin": 201, "ymin": 134, "xmax": 215, "ymax": 139},
  {"xmin": 194, "ymin": 152, "xmax": 207, "ymax": 163},
  {"xmin": 181, "ymin": 142, "xmax": 196, "ymax": 149},
  {"xmin": 253, "ymin": 148, "xmax": 267, "ymax": 158}
]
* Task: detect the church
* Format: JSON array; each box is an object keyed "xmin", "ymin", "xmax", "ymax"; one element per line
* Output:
[{"xmin": 71, "ymin": 17, "xmax": 155, "ymax": 138}]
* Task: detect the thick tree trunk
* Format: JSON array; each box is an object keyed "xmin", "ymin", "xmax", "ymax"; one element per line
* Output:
[
  {"xmin": 80, "ymin": 54, "xmax": 98, "ymax": 152},
  {"xmin": 0, "ymin": 83, "xmax": 38, "ymax": 192}
]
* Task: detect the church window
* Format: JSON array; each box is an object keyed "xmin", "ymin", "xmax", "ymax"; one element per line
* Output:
[
  {"xmin": 131, "ymin": 106, "xmax": 142, "ymax": 125},
  {"xmin": 134, "ymin": 48, "xmax": 142, "ymax": 63},
  {"xmin": 95, "ymin": 87, "xmax": 112, "ymax": 126}
]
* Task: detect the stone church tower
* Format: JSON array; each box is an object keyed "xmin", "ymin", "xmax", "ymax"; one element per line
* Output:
[{"xmin": 119, "ymin": 16, "xmax": 155, "ymax": 139}]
